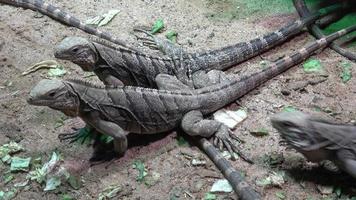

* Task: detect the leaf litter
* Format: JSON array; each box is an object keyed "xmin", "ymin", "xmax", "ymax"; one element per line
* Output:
[{"xmin": 85, "ymin": 10, "xmax": 120, "ymax": 27}]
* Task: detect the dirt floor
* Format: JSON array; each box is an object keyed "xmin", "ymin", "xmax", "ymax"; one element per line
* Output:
[{"xmin": 0, "ymin": 0, "xmax": 355, "ymax": 199}]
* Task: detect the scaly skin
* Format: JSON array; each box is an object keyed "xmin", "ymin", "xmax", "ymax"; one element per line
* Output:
[
  {"xmin": 271, "ymin": 111, "xmax": 356, "ymax": 178},
  {"xmin": 53, "ymin": 5, "xmax": 344, "ymax": 88},
  {"xmin": 28, "ymin": 25, "xmax": 356, "ymax": 199},
  {"xmin": 0, "ymin": 0, "xmax": 138, "ymax": 51}
]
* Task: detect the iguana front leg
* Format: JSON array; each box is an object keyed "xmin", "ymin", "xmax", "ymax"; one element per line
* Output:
[
  {"xmin": 155, "ymin": 73, "xmax": 251, "ymax": 162},
  {"xmin": 181, "ymin": 110, "xmax": 252, "ymax": 163},
  {"xmin": 83, "ymin": 111, "xmax": 128, "ymax": 155},
  {"xmin": 58, "ymin": 125, "xmax": 94, "ymax": 144},
  {"xmin": 95, "ymin": 66, "xmax": 124, "ymax": 87}
]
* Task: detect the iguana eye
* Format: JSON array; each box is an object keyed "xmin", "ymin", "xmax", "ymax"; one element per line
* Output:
[
  {"xmin": 282, "ymin": 122, "xmax": 294, "ymax": 127},
  {"xmin": 48, "ymin": 92, "xmax": 56, "ymax": 97},
  {"xmin": 71, "ymin": 47, "xmax": 79, "ymax": 53}
]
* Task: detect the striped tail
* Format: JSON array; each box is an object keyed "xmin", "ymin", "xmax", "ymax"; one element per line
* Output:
[
  {"xmin": 191, "ymin": 3, "xmax": 345, "ymax": 72},
  {"xmin": 0, "ymin": 0, "xmax": 139, "ymax": 51},
  {"xmin": 199, "ymin": 139, "xmax": 261, "ymax": 199},
  {"xmin": 232, "ymin": 24, "xmax": 356, "ymax": 102}
]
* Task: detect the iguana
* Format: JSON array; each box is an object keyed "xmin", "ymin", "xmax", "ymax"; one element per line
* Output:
[
  {"xmin": 27, "ymin": 25, "xmax": 356, "ymax": 198},
  {"xmin": 0, "ymin": 0, "xmax": 138, "ymax": 51},
  {"xmin": 271, "ymin": 111, "xmax": 356, "ymax": 178},
  {"xmin": 54, "ymin": 4, "xmax": 344, "ymax": 88}
]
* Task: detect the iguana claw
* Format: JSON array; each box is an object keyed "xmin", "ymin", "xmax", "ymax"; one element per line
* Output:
[
  {"xmin": 213, "ymin": 128, "xmax": 253, "ymax": 163},
  {"xmin": 58, "ymin": 127, "xmax": 92, "ymax": 144},
  {"xmin": 133, "ymin": 27, "xmax": 159, "ymax": 49}
]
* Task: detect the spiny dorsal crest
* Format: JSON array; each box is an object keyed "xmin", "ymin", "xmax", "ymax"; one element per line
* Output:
[
  {"xmin": 65, "ymin": 78, "xmax": 105, "ymax": 89},
  {"xmin": 88, "ymin": 36, "xmax": 132, "ymax": 52},
  {"xmin": 88, "ymin": 36, "xmax": 174, "ymax": 61}
]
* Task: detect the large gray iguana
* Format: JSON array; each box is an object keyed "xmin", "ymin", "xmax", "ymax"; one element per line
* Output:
[
  {"xmin": 53, "ymin": 4, "xmax": 343, "ymax": 88},
  {"xmin": 27, "ymin": 25, "xmax": 356, "ymax": 198},
  {"xmin": 271, "ymin": 111, "xmax": 356, "ymax": 178}
]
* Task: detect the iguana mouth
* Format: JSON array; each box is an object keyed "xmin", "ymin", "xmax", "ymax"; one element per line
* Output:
[
  {"xmin": 54, "ymin": 51, "xmax": 68, "ymax": 59},
  {"xmin": 27, "ymin": 98, "xmax": 53, "ymax": 106},
  {"xmin": 27, "ymin": 96, "xmax": 40, "ymax": 105}
]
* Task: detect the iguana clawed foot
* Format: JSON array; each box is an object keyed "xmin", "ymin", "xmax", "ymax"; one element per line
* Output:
[
  {"xmin": 133, "ymin": 27, "xmax": 161, "ymax": 50},
  {"xmin": 133, "ymin": 27, "xmax": 183, "ymax": 57},
  {"xmin": 181, "ymin": 110, "xmax": 253, "ymax": 163},
  {"xmin": 58, "ymin": 127, "xmax": 93, "ymax": 144},
  {"xmin": 213, "ymin": 126, "xmax": 253, "ymax": 163}
]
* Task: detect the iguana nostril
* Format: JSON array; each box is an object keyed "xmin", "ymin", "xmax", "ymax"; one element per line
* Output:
[{"xmin": 27, "ymin": 96, "xmax": 33, "ymax": 103}]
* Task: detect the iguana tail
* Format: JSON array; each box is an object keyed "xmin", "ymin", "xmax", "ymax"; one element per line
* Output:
[
  {"xmin": 199, "ymin": 139, "xmax": 261, "ymax": 199},
  {"xmin": 0, "ymin": 0, "xmax": 138, "ymax": 51},
  {"xmin": 191, "ymin": 2, "xmax": 347, "ymax": 72}
]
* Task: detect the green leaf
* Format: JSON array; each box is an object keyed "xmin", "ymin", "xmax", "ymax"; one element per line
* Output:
[
  {"xmin": 165, "ymin": 31, "xmax": 178, "ymax": 43},
  {"xmin": 176, "ymin": 136, "xmax": 188, "ymax": 146},
  {"xmin": 62, "ymin": 194, "xmax": 75, "ymax": 200},
  {"xmin": 98, "ymin": 10, "xmax": 120, "ymax": 27},
  {"xmin": 340, "ymin": 62, "xmax": 352, "ymax": 83},
  {"xmin": 275, "ymin": 191, "xmax": 286, "ymax": 199},
  {"xmin": 256, "ymin": 177, "xmax": 272, "ymax": 186},
  {"xmin": 85, "ymin": 10, "xmax": 120, "ymax": 27},
  {"xmin": 0, "ymin": 141, "xmax": 24, "ymax": 160},
  {"xmin": 99, "ymin": 135, "xmax": 114, "ymax": 144},
  {"xmin": 14, "ymin": 180, "xmax": 29, "ymax": 188},
  {"xmin": 213, "ymin": 108, "xmax": 248, "ymax": 129},
  {"xmin": 250, "ymin": 128, "xmax": 269, "ymax": 137},
  {"xmin": 27, "ymin": 152, "xmax": 60, "ymax": 184},
  {"xmin": 0, "ymin": 189, "xmax": 17, "ymax": 200},
  {"xmin": 263, "ymin": 152, "xmax": 284, "ymax": 166},
  {"xmin": 10, "ymin": 157, "xmax": 31, "ymax": 172},
  {"xmin": 256, "ymin": 171, "xmax": 285, "ymax": 187},
  {"xmin": 133, "ymin": 160, "xmax": 147, "ymax": 182},
  {"xmin": 144, "ymin": 171, "xmax": 161, "ymax": 187},
  {"xmin": 303, "ymin": 59, "xmax": 323, "ymax": 73},
  {"xmin": 2, "ymin": 155, "xmax": 12, "ymax": 164},
  {"xmin": 67, "ymin": 175, "xmax": 81, "ymax": 190},
  {"xmin": 98, "ymin": 185, "xmax": 122, "ymax": 200},
  {"xmin": 151, "ymin": 19, "xmax": 164, "ymax": 34},
  {"xmin": 334, "ymin": 186, "xmax": 342, "ymax": 197},
  {"xmin": 204, "ymin": 192, "xmax": 216, "ymax": 200},
  {"xmin": 48, "ymin": 66, "xmax": 67, "ymax": 77},
  {"xmin": 27, "ymin": 167, "xmax": 46, "ymax": 184},
  {"xmin": 44, "ymin": 176, "xmax": 61, "ymax": 191},
  {"xmin": 76, "ymin": 127, "xmax": 95, "ymax": 145},
  {"xmin": 282, "ymin": 106, "xmax": 297, "ymax": 112},
  {"xmin": 210, "ymin": 179, "xmax": 233, "ymax": 193},
  {"xmin": 85, "ymin": 16, "xmax": 103, "ymax": 26},
  {"xmin": 3, "ymin": 174, "xmax": 14, "ymax": 184}
]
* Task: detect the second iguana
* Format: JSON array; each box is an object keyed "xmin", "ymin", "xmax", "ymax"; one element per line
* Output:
[
  {"xmin": 271, "ymin": 111, "xmax": 356, "ymax": 178},
  {"xmin": 53, "ymin": 5, "xmax": 343, "ymax": 88}
]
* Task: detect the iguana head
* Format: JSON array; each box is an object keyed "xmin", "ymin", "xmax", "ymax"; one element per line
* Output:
[
  {"xmin": 271, "ymin": 111, "xmax": 333, "ymax": 162},
  {"xmin": 54, "ymin": 37, "xmax": 98, "ymax": 71},
  {"xmin": 27, "ymin": 79, "xmax": 80, "ymax": 117},
  {"xmin": 271, "ymin": 111, "xmax": 316, "ymax": 149}
]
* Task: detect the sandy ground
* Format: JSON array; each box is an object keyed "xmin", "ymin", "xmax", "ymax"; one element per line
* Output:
[{"xmin": 0, "ymin": 0, "xmax": 355, "ymax": 199}]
